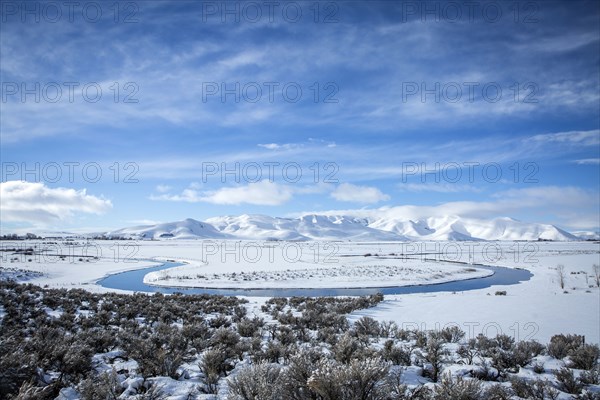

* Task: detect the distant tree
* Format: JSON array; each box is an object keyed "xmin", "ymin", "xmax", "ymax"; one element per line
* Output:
[{"xmin": 557, "ymin": 264, "xmax": 566, "ymax": 289}]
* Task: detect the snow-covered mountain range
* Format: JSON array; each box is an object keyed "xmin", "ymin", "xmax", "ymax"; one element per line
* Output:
[{"xmin": 104, "ymin": 214, "xmax": 581, "ymax": 241}]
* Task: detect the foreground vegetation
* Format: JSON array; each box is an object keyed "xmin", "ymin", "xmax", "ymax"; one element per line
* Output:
[{"xmin": 0, "ymin": 281, "xmax": 598, "ymax": 399}]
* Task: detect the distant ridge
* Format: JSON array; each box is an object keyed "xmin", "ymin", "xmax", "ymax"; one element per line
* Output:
[{"xmin": 104, "ymin": 214, "xmax": 579, "ymax": 241}]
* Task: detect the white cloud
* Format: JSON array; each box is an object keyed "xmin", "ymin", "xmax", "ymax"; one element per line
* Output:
[
  {"xmin": 529, "ymin": 130, "xmax": 600, "ymax": 146},
  {"xmin": 258, "ymin": 143, "xmax": 282, "ymax": 150},
  {"xmin": 152, "ymin": 180, "xmax": 293, "ymax": 206},
  {"xmin": 574, "ymin": 158, "xmax": 600, "ymax": 165},
  {"xmin": 397, "ymin": 183, "xmax": 482, "ymax": 193},
  {"xmin": 257, "ymin": 142, "xmax": 305, "ymax": 151},
  {"xmin": 0, "ymin": 181, "xmax": 112, "ymax": 225},
  {"xmin": 331, "ymin": 183, "xmax": 390, "ymax": 204},
  {"xmin": 202, "ymin": 181, "xmax": 293, "ymax": 205}
]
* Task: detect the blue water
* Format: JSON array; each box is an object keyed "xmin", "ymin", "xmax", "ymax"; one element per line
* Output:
[{"xmin": 97, "ymin": 260, "xmax": 532, "ymax": 297}]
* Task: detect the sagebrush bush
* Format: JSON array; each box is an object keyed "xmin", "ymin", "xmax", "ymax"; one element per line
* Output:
[
  {"xmin": 353, "ymin": 316, "xmax": 381, "ymax": 338},
  {"xmin": 227, "ymin": 362, "xmax": 282, "ymax": 400},
  {"xmin": 433, "ymin": 374, "xmax": 483, "ymax": 400},
  {"xmin": 548, "ymin": 334, "xmax": 585, "ymax": 359},
  {"xmin": 78, "ymin": 369, "xmax": 123, "ymax": 400},
  {"xmin": 439, "ymin": 325, "xmax": 465, "ymax": 343},
  {"xmin": 200, "ymin": 348, "xmax": 232, "ymax": 394},
  {"xmin": 381, "ymin": 340, "xmax": 412, "ymax": 366},
  {"xmin": 555, "ymin": 367, "xmax": 583, "ymax": 394},
  {"xmin": 509, "ymin": 377, "xmax": 559, "ymax": 400},
  {"xmin": 417, "ymin": 338, "xmax": 447, "ymax": 382},
  {"xmin": 307, "ymin": 358, "xmax": 390, "ymax": 400},
  {"xmin": 569, "ymin": 344, "xmax": 600, "ymax": 370}
]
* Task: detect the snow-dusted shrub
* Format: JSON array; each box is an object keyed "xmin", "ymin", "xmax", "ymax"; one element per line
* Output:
[
  {"xmin": 457, "ymin": 342, "xmax": 477, "ymax": 365},
  {"xmin": 482, "ymin": 383, "xmax": 512, "ymax": 400},
  {"xmin": 354, "ymin": 316, "xmax": 381, "ymax": 338},
  {"xmin": 333, "ymin": 333, "xmax": 364, "ymax": 364},
  {"xmin": 413, "ymin": 330, "xmax": 428, "ymax": 348},
  {"xmin": 237, "ymin": 316, "xmax": 264, "ymax": 338},
  {"xmin": 12, "ymin": 380, "xmax": 57, "ymax": 400},
  {"xmin": 255, "ymin": 340, "xmax": 285, "ymax": 364},
  {"xmin": 532, "ymin": 361, "xmax": 545, "ymax": 374},
  {"xmin": 385, "ymin": 368, "xmax": 432, "ymax": 400},
  {"xmin": 579, "ymin": 365, "xmax": 600, "ymax": 385},
  {"xmin": 570, "ymin": 344, "xmax": 600, "ymax": 370},
  {"xmin": 575, "ymin": 391, "xmax": 600, "ymax": 400},
  {"xmin": 379, "ymin": 320, "xmax": 398, "ymax": 338},
  {"xmin": 232, "ymin": 305, "xmax": 247, "ymax": 322},
  {"xmin": 509, "ymin": 377, "xmax": 559, "ymax": 400},
  {"xmin": 278, "ymin": 348, "xmax": 324, "ymax": 400},
  {"xmin": 227, "ymin": 362, "xmax": 282, "ymax": 400},
  {"xmin": 276, "ymin": 325, "xmax": 297, "ymax": 346},
  {"xmin": 209, "ymin": 314, "xmax": 232, "ymax": 328},
  {"xmin": 395, "ymin": 328, "xmax": 412, "ymax": 341},
  {"xmin": 211, "ymin": 327, "xmax": 241, "ymax": 350},
  {"xmin": 493, "ymin": 340, "xmax": 545, "ymax": 372},
  {"xmin": 200, "ymin": 348, "xmax": 232, "ymax": 394},
  {"xmin": 470, "ymin": 360, "xmax": 500, "ymax": 381},
  {"xmin": 440, "ymin": 325, "xmax": 465, "ymax": 343},
  {"xmin": 548, "ymin": 334, "xmax": 585, "ymax": 359},
  {"xmin": 181, "ymin": 320, "xmax": 212, "ymax": 352},
  {"xmin": 417, "ymin": 338, "xmax": 448, "ymax": 382},
  {"xmin": 316, "ymin": 326, "xmax": 338, "ymax": 345},
  {"xmin": 78, "ymin": 369, "xmax": 123, "ymax": 400},
  {"xmin": 473, "ymin": 334, "xmax": 498, "ymax": 357},
  {"xmin": 433, "ymin": 374, "xmax": 483, "ymax": 400},
  {"xmin": 132, "ymin": 381, "xmax": 166, "ymax": 400},
  {"xmin": 381, "ymin": 340, "xmax": 412, "ymax": 366},
  {"xmin": 121, "ymin": 324, "xmax": 190, "ymax": 379},
  {"xmin": 79, "ymin": 327, "xmax": 117, "ymax": 353},
  {"xmin": 495, "ymin": 334, "xmax": 515, "ymax": 351},
  {"xmin": 307, "ymin": 358, "xmax": 390, "ymax": 400},
  {"xmin": 555, "ymin": 367, "xmax": 584, "ymax": 394}
]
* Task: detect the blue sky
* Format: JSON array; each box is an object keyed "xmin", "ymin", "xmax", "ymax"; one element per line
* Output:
[{"xmin": 1, "ymin": 0, "xmax": 599, "ymax": 233}]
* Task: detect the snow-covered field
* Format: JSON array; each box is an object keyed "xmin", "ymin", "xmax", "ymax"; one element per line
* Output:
[{"xmin": 1, "ymin": 239, "xmax": 599, "ymax": 343}]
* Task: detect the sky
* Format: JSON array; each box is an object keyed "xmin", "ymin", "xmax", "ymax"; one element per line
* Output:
[{"xmin": 1, "ymin": 0, "xmax": 599, "ymax": 234}]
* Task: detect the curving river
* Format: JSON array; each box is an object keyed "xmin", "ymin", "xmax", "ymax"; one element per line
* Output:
[{"xmin": 97, "ymin": 260, "xmax": 532, "ymax": 297}]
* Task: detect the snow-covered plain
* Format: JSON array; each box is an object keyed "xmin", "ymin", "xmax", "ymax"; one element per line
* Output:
[{"xmin": 1, "ymin": 239, "xmax": 599, "ymax": 343}]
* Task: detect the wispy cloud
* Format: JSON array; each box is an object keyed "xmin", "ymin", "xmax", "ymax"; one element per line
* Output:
[
  {"xmin": 151, "ymin": 180, "xmax": 294, "ymax": 206},
  {"xmin": 574, "ymin": 158, "xmax": 600, "ymax": 165},
  {"xmin": 331, "ymin": 183, "xmax": 390, "ymax": 204}
]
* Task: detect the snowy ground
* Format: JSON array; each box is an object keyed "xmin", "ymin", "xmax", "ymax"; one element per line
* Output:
[
  {"xmin": 1, "ymin": 239, "xmax": 599, "ymax": 343},
  {"xmin": 143, "ymin": 255, "xmax": 492, "ymax": 289}
]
